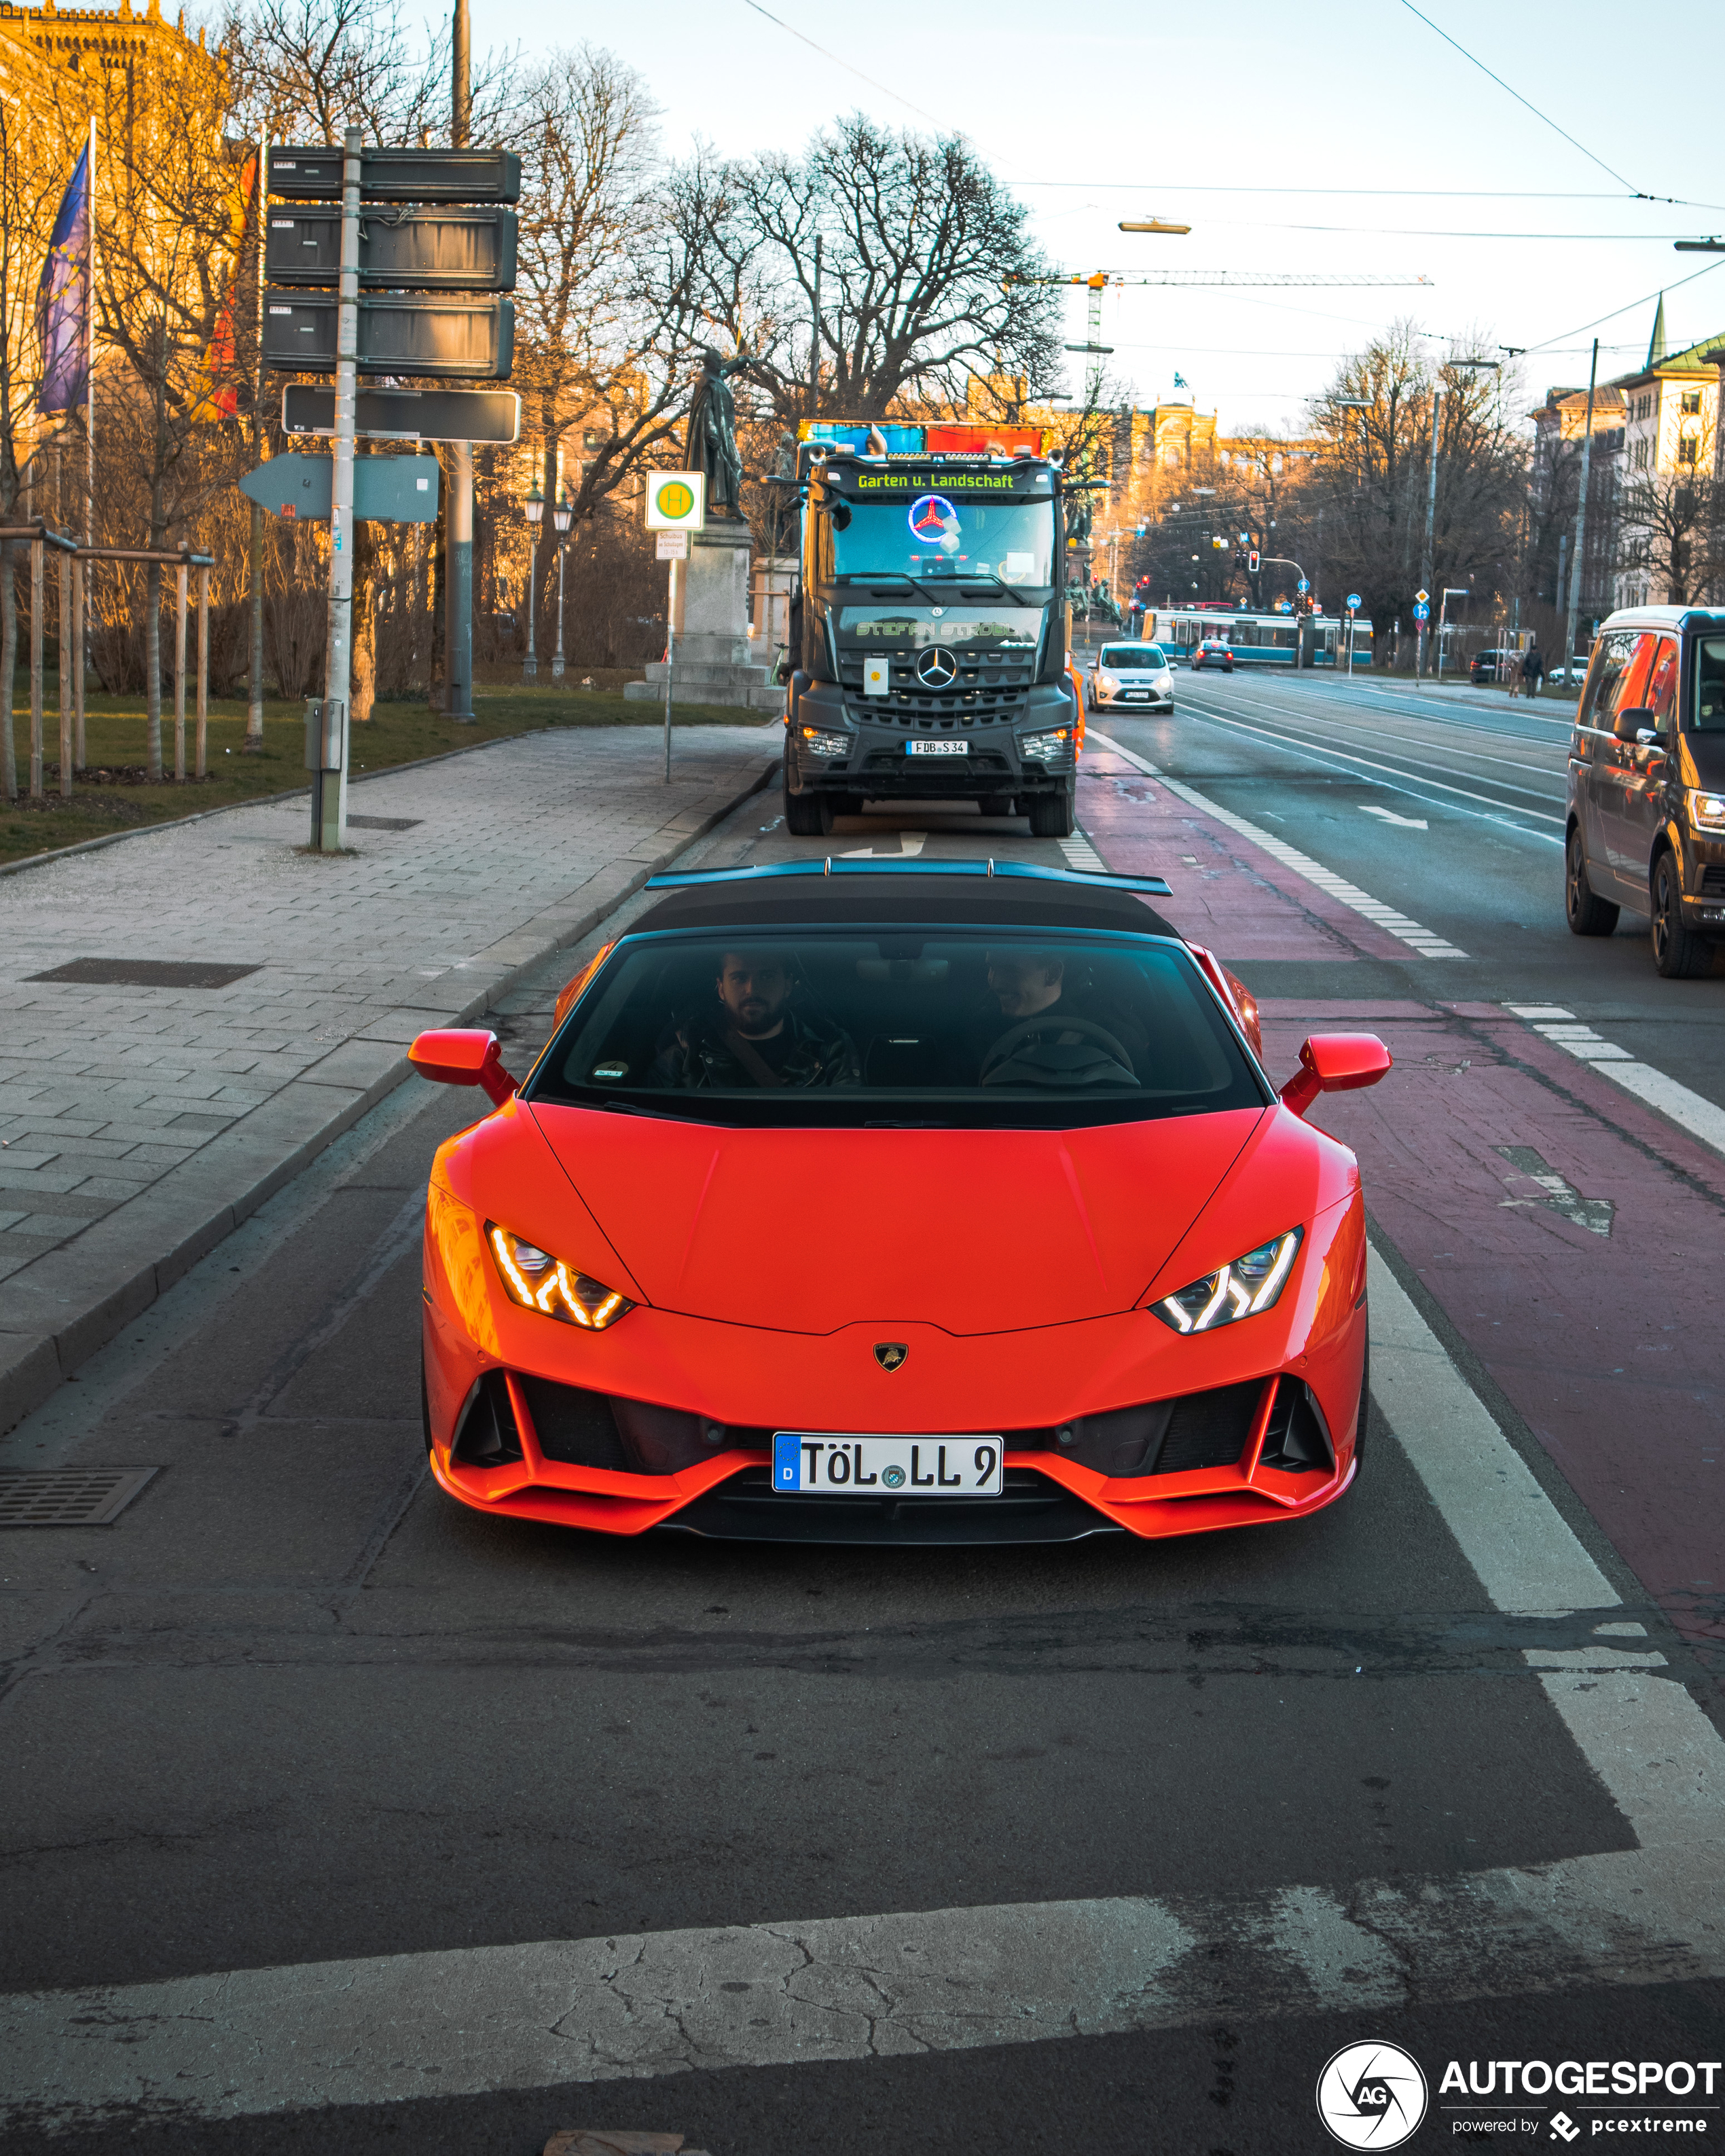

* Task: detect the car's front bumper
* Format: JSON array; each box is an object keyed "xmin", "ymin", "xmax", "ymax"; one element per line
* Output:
[{"xmin": 422, "ymin": 1193, "xmax": 1368, "ymax": 1544}]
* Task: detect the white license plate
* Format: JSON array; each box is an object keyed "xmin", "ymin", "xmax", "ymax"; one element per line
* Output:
[
  {"xmin": 771, "ymin": 1433, "xmax": 1002, "ymax": 1495},
  {"xmin": 905, "ymin": 739, "xmax": 969, "ymax": 756}
]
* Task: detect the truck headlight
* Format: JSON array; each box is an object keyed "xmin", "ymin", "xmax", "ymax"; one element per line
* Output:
[
  {"xmin": 1688, "ymin": 790, "xmax": 1725, "ymax": 834},
  {"xmin": 800, "ymin": 727, "xmax": 851, "ymax": 759},
  {"xmin": 1020, "ymin": 727, "xmax": 1072, "ymax": 762}
]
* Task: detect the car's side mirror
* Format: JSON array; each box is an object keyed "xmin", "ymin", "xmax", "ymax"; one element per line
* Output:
[
  {"xmin": 1279, "ymin": 1034, "xmax": 1392, "ymax": 1118},
  {"xmin": 1613, "ymin": 704, "xmax": 1655, "ymax": 742},
  {"xmin": 408, "ymin": 1029, "xmax": 519, "ymax": 1108}
]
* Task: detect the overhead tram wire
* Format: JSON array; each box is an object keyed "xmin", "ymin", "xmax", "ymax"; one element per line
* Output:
[
  {"xmin": 1525, "ymin": 254, "xmax": 1725, "ymax": 353},
  {"xmin": 1007, "ymin": 181, "xmax": 1725, "ymax": 213},
  {"xmin": 735, "ymin": 0, "xmax": 943, "ymax": 126}
]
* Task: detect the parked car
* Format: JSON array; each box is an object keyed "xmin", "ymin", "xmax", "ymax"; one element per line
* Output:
[
  {"xmin": 1565, "ymin": 604, "xmax": 1725, "ymax": 977},
  {"xmin": 1546, "ymin": 656, "xmax": 1593, "ymax": 689},
  {"xmin": 1470, "ymin": 648, "xmax": 1519, "ymax": 684},
  {"xmin": 1191, "ymin": 640, "xmax": 1234, "ymax": 674},
  {"xmin": 1088, "ymin": 641, "xmax": 1176, "ymax": 712}
]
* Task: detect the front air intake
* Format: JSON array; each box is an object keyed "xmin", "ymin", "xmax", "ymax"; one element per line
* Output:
[
  {"xmin": 450, "ymin": 1370, "xmax": 522, "ymax": 1467},
  {"xmin": 1257, "ymin": 1376, "xmax": 1334, "ymax": 1474}
]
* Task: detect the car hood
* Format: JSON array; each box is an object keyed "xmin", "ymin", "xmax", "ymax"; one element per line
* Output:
[{"xmin": 526, "ymin": 1104, "xmax": 1268, "ymax": 1336}]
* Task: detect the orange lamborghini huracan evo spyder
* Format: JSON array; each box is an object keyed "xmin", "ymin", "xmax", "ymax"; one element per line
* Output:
[{"xmin": 411, "ymin": 861, "xmax": 1390, "ymax": 1546}]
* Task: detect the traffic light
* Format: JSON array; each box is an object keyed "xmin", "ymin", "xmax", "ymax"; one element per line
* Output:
[{"xmin": 1248, "ymin": 549, "xmax": 1260, "ymax": 574}]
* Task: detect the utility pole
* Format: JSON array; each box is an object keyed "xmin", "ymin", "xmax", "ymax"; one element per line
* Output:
[
  {"xmin": 443, "ymin": 0, "xmax": 476, "ymax": 722},
  {"xmin": 247, "ymin": 143, "xmax": 266, "ymax": 751},
  {"xmin": 1562, "ymin": 338, "xmax": 1599, "ymax": 671},
  {"xmin": 809, "ymin": 234, "xmax": 822, "ymax": 421},
  {"xmin": 1417, "ymin": 388, "xmax": 1442, "ymax": 677}
]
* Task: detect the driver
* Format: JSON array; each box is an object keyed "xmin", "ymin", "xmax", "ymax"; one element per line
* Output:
[
  {"xmin": 657, "ymin": 949, "xmax": 859, "ymax": 1089},
  {"xmin": 973, "ymin": 949, "xmax": 1146, "ymax": 1082}
]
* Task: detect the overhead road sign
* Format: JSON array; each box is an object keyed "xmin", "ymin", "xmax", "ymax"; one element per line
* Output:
[
  {"xmin": 267, "ymin": 147, "xmax": 520, "ymax": 204},
  {"xmin": 266, "ymin": 206, "xmax": 517, "ymax": 291},
  {"xmin": 644, "ymin": 471, "xmax": 706, "ymax": 531},
  {"xmin": 1119, "ymin": 219, "xmax": 1191, "ymax": 234},
  {"xmin": 282, "ymin": 384, "xmax": 520, "ymax": 443},
  {"xmin": 238, "ymin": 452, "xmax": 441, "ymax": 523},
  {"xmin": 263, "ymin": 292, "xmax": 514, "ymax": 378}
]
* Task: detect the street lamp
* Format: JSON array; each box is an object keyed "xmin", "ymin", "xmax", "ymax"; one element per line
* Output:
[
  {"xmin": 551, "ymin": 491, "xmax": 574, "ymax": 680},
  {"xmin": 522, "ymin": 481, "xmax": 543, "ymax": 680}
]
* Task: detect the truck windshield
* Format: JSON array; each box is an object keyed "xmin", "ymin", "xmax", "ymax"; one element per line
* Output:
[{"xmin": 831, "ymin": 496, "xmax": 1055, "ymax": 586}]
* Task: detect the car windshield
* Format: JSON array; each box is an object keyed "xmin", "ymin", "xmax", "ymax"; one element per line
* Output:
[
  {"xmin": 528, "ymin": 929, "xmax": 1268, "ymax": 1130},
  {"xmin": 1100, "ymin": 644, "xmax": 1166, "ymax": 670},
  {"xmin": 830, "ymin": 496, "xmax": 1055, "ymax": 585},
  {"xmin": 1695, "ymin": 636, "xmax": 1725, "ymax": 730}
]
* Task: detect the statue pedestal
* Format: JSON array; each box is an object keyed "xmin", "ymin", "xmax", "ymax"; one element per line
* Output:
[{"xmin": 623, "ymin": 525, "xmax": 782, "ymax": 714}]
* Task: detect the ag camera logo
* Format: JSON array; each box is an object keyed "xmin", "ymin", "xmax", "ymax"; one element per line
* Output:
[{"xmin": 1317, "ymin": 2042, "xmax": 1428, "ymax": 2149}]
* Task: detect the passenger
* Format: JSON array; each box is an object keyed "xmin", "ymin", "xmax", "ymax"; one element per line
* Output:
[
  {"xmin": 657, "ymin": 949, "xmax": 859, "ymax": 1089},
  {"xmin": 973, "ymin": 949, "xmax": 1146, "ymax": 1082}
]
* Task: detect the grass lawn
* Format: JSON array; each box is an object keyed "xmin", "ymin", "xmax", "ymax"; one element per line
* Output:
[{"xmin": 1, "ymin": 680, "xmax": 776, "ymax": 868}]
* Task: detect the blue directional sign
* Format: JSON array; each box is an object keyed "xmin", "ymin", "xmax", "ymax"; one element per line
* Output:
[
  {"xmin": 238, "ymin": 452, "xmax": 440, "ymax": 524},
  {"xmin": 1346, "ymin": 592, "xmax": 1362, "ymax": 612},
  {"xmin": 1412, "ymin": 602, "xmax": 1430, "ymax": 621},
  {"xmin": 1296, "ymin": 577, "xmax": 1309, "ymax": 593}
]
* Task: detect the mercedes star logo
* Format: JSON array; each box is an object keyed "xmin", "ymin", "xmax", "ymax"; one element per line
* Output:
[
  {"xmin": 915, "ymin": 646, "xmax": 958, "ymax": 689},
  {"xmin": 873, "ymin": 1342, "xmax": 909, "ymax": 1372}
]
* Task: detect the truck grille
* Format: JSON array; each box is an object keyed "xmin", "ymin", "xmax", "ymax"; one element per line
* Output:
[{"xmin": 839, "ymin": 652, "xmax": 1034, "ymax": 729}]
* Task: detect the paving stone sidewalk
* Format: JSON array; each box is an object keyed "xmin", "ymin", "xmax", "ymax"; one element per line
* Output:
[{"xmin": 0, "ymin": 723, "xmax": 780, "ymax": 1431}]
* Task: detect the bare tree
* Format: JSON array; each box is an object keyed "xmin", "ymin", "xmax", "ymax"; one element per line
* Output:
[
  {"xmin": 1616, "ymin": 427, "xmax": 1720, "ymax": 604},
  {"xmin": 670, "ymin": 116, "xmax": 1059, "ymax": 425}
]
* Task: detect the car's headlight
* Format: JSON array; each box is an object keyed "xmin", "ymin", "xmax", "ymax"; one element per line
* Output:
[
  {"xmin": 1152, "ymin": 1228, "xmax": 1303, "ymax": 1334},
  {"xmin": 487, "ymin": 1224, "xmax": 634, "ymax": 1329},
  {"xmin": 1687, "ymin": 790, "xmax": 1725, "ymax": 834},
  {"xmin": 1097, "ymin": 670, "xmax": 1119, "ymax": 692},
  {"xmin": 801, "ymin": 726, "xmax": 850, "ymax": 758},
  {"xmin": 1021, "ymin": 727, "xmax": 1072, "ymax": 761},
  {"xmin": 1155, "ymin": 673, "xmax": 1172, "ymax": 689}
]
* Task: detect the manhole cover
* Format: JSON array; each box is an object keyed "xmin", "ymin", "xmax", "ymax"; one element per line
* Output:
[
  {"xmin": 28, "ymin": 960, "xmax": 261, "ymax": 989},
  {"xmin": 346, "ymin": 815, "xmax": 421, "ymax": 831},
  {"xmin": 0, "ymin": 1467, "xmax": 160, "ymax": 1526}
]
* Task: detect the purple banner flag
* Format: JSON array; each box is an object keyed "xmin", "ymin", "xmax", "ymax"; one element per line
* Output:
[{"xmin": 38, "ymin": 143, "xmax": 90, "ymax": 416}]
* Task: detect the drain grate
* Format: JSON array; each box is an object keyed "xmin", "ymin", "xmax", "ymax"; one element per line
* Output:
[
  {"xmin": 346, "ymin": 814, "xmax": 421, "ymax": 832},
  {"xmin": 29, "ymin": 959, "xmax": 260, "ymax": 989},
  {"xmin": 0, "ymin": 1467, "xmax": 160, "ymax": 1526}
]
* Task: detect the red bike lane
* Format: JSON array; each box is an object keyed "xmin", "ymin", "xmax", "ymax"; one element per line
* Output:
[{"xmin": 1079, "ymin": 749, "xmax": 1725, "ymax": 1670}]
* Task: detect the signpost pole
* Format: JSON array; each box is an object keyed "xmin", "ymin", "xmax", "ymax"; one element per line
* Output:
[
  {"xmin": 444, "ymin": 0, "xmax": 475, "ymax": 724},
  {"xmin": 664, "ymin": 555, "xmax": 676, "ymax": 782},
  {"xmin": 314, "ymin": 124, "xmax": 361, "ymax": 852}
]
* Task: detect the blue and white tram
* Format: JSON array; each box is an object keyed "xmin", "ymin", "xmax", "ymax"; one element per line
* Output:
[{"xmin": 1149, "ymin": 607, "xmax": 1372, "ymax": 670}]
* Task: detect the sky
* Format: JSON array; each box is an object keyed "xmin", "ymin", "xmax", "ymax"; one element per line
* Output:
[{"xmin": 490, "ymin": 0, "xmax": 1725, "ymax": 437}]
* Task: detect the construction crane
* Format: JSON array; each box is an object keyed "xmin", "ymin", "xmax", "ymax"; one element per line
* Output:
[{"xmin": 1004, "ymin": 270, "xmax": 1434, "ymax": 401}]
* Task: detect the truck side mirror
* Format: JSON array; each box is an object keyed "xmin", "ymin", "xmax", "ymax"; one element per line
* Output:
[
  {"xmin": 1613, "ymin": 704, "xmax": 1655, "ymax": 742},
  {"xmin": 1280, "ymin": 1034, "xmax": 1392, "ymax": 1119}
]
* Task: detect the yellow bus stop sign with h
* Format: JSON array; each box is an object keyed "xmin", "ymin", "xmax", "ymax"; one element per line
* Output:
[{"xmin": 645, "ymin": 471, "xmax": 706, "ymax": 531}]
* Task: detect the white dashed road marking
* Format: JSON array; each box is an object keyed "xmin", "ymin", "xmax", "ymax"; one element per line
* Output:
[
  {"xmin": 1057, "ymin": 831, "xmax": 1106, "ymax": 871},
  {"xmin": 6, "ymin": 1254, "xmax": 1721, "ymax": 2132},
  {"xmin": 1087, "ymin": 730, "xmax": 1467, "ymax": 957},
  {"xmin": 1504, "ymin": 1005, "xmax": 1725, "ymax": 1161}
]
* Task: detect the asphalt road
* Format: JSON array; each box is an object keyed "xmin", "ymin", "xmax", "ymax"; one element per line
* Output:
[{"xmin": 3, "ymin": 676, "xmax": 1721, "ymax": 2156}]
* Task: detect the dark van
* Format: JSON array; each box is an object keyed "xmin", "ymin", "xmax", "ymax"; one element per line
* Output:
[{"xmin": 1565, "ymin": 606, "xmax": 1725, "ymax": 977}]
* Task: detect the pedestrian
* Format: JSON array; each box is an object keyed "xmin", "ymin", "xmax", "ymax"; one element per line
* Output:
[{"xmin": 1521, "ymin": 642, "xmax": 1545, "ymax": 699}]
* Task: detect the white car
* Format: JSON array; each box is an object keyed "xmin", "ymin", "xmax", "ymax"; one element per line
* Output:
[{"xmin": 1087, "ymin": 640, "xmax": 1176, "ymax": 712}]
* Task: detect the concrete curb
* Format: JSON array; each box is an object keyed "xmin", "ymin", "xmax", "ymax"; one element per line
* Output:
[{"xmin": 0, "ymin": 754, "xmax": 780, "ymax": 1438}]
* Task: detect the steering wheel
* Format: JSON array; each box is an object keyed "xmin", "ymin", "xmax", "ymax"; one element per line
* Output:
[{"xmin": 979, "ymin": 1015, "xmax": 1137, "ymax": 1086}]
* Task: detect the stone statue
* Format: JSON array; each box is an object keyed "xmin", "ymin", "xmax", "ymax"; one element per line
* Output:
[
  {"xmin": 766, "ymin": 429, "xmax": 799, "ymax": 555},
  {"xmin": 1068, "ymin": 492, "xmax": 1093, "ymax": 545},
  {"xmin": 684, "ymin": 347, "xmax": 750, "ymax": 519}
]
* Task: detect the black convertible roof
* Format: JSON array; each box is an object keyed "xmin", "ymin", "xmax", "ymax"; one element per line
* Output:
[{"xmin": 632, "ymin": 860, "xmax": 1178, "ymax": 940}]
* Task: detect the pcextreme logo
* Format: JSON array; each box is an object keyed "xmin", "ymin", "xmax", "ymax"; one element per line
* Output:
[{"xmin": 1318, "ymin": 2042, "xmax": 1430, "ymax": 2149}]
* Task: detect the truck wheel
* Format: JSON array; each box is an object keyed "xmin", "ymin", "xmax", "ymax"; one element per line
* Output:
[
  {"xmin": 1028, "ymin": 788, "xmax": 1076, "ymax": 839},
  {"xmin": 784, "ymin": 782, "xmax": 831, "ymax": 837},
  {"xmin": 1565, "ymin": 828, "xmax": 1619, "ymax": 936},
  {"xmin": 1652, "ymin": 852, "xmax": 1710, "ymax": 977}
]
